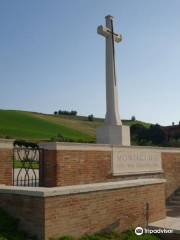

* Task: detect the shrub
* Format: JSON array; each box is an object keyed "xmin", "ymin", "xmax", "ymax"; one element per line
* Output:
[
  {"xmin": 51, "ymin": 133, "xmax": 95, "ymax": 143},
  {"xmin": 0, "ymin": 235, "xmax": 7, "ymax": 240},
  {"xmin": 56, "ymin": 110, "xmax": 78, "ymax": 116},
  {"xmin": 0, "ymin": 208, "xmax": 37, "ymax": 240},
  {"xmin": 56, "ymin": 133, "xmax": 65, "ymax": 142},
  {"xmin": 88, "ymin": 114, "xmax": 94, "ymax": 121},
  {"xmin": 53, "ymin": 231, "xmax": 160, "ymax": 240},
  {"xmin": 13, "ymin": 140, "xmax": 39, "ymax": 149},
  {"xmin": 130, "ymin": 123, "xmax": 166, "ymax": 146},
  {"xmin": 121, "ymin": 230, "xmax": 160, "ymax": 240},
  {"xmin": 56, "ymin": 237, "xmax": 75, "ymax": 240}
]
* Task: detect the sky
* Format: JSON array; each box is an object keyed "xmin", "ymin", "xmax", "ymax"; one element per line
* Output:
[{"xmin": 0, "ymin": 0, "xmax": 180, "ymax": 126}]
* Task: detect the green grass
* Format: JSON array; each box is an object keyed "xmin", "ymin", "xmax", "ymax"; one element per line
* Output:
[
  {"xmin": 13, "ymin": 160, "xmax": 39, "ymax": 169},
  {"xmin": 52, "ymin": 231, "xmax": 161, "ymax": 240},
  {"xmin": 0, "ymin": 109, "xmax": 151, "ymax": 142},
  {"xmin": 0, "ymin": 208, "xmax": 37, "ymax": 240},
  {"xmin": 0, "ymin": 110, "xmax": 94, "ymax": 142}
]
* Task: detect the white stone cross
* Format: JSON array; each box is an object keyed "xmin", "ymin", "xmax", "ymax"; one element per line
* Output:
[
  {"xmin": 96, "ymin": 15, "xmax": 130, "ymax": 146},
  {"xmin": 97, "ymin": 15, "xmax": 122, "ymax": 125},
  {"xmin": 97, "ymin": 20, "xmax": 122, "ymax": 44}
]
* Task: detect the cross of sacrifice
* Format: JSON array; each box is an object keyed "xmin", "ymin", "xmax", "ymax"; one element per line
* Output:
[
  {"xmin": 97, "ymin": 15, "xmax": 122, "ymax": 125},
  {"xmin": 96, "ymin": 15, "xmax": 131, "ymax": 146}
]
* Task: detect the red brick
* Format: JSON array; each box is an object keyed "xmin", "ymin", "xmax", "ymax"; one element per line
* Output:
[
  {"xmin": 0, "ymin": 149, "xmax": 12, "ymax": 185},
  {"xmin": 162, "ymin": 152, "xmax": 180, "ymax": 198},
  {"xmin": 0, "ymin": 183, "xmax": 166, "ymax": 240}
]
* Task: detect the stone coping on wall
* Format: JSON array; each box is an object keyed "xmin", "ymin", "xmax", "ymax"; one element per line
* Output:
[
  {"xmin": 112, "ymin": 170, "xmax": 164, "ymax": 176},
  {"xmin": 0, "ymin": 139, "xmax": 180, "ymax": 152},
  {"xmin": 0, "ymin": 139, "xmax": 14, "ymax": 149},
  {"xmin": 39, "ymin": 142, "xmax": 180, "ymax": 152},
  {"xmin": 0, "ymin": 178, "xmax": 166, "ymax": 197}
]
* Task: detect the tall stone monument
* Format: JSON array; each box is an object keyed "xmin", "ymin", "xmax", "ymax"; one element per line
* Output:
[{"xmin": 96, "ymin": 15, "xmax": 130, "ymax": 145}]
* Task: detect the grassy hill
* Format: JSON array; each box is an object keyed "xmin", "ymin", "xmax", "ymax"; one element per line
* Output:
[{"xmin": 0, "ymin": 109, "xmax": 151, "ymax": 142}]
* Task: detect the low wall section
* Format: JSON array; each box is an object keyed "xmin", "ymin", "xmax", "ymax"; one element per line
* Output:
[
  {"xmin": 0, "ymin": 139, "xmax": 13, "ymax": 185},
  {"xmin": 162, "ymin": 151, "xmax": 180, "ymax": 198},
  {"xmin": 0, "ymin": 139, "xmax": 180, "ymax": 201},
  {"xmin": 39, "ymin": 143, "xmax": 165, "ymax": 187},
  {"xmin": 40, "ymin": 146, "xmax": 112, "ymax": 187},
  {"xmin": 0, "ymin": 179, "xmax": 166, "ymax": 240},
  {"xmin": 39, "ymin": 143, "xmax": 180, "ymax": 199},
  {"xmin": 0, "ymin": 140, "xmax": 179, "ymax": 239}
]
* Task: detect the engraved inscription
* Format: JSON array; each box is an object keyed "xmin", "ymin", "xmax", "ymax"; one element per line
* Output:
[{"xmin": 112, "ymin": 148, "xmax": 162, "ymax": 175}]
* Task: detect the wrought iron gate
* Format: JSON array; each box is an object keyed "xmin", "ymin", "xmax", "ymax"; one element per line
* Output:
[{"xmin": 13, "ymin": 144, "xmax": 41, "ymax": 187}]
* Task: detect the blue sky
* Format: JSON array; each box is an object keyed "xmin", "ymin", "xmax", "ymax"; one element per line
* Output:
[{"xmin": 0, "ymin": 0, "xmax": 180, "ymax": 126}]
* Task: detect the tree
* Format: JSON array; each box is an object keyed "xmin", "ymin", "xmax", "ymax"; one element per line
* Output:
[
  {"xmin": 131, "ymin": 116, "xmax": 136, "ymax": 121},
  {"xmin": 173, "ymin": 132, "xmax": 180, "ymax": 141},
  {"xmin": 88, "ymin": 114, "xmax": 94, "ymax": 121},
  {"xmin": 130, "ymin": 123, "xmax": 148, "ymax": 145},
  {"xmin": 54, "ymin": 111, "xmax": 58, "ymax": 115},
  {"xmin": 148, "ymin": 124, "xmax": 166, "ymax": 145},
  {"xmin": 70, "ymin": 110, "xmax": 77, "ymax": 116},
  {"xmin": 57, "ymin": 109, "xmax": 78, "ymax": 116}
]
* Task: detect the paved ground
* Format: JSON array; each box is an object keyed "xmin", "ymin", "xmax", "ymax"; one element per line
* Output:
[{"xmin": 149, "ymin": 205, "xmax": 180, "ymax": 239}]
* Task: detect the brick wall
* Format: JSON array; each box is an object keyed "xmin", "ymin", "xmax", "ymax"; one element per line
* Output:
[
  {"xmin": 39, "ymin": 145, "xmax": 180, "ymax": 198},
  {"xmin": 162, "ymin": 152, "xmax": 180, "ymax": 199},
  {"xmin": 40, "ymin": 149, "xmax": 112, "ymax": 187},
  {"xmin": 44, "ymin": 183, "xmax": 165, "ymax": 239},
  {"xmin": 0, "ymin": 148, "xmax": 13, "ymax": 185},
  {"xmin": 40, "ymin": 148, "xmax": 163, "ymax": 187},
  {"xmin": 0, "ymin": 181, "xmax": 166, "ymax": 240},
  {"xmin": 55, "ymin": 150, "xmax": 112, "ymax": 186}
]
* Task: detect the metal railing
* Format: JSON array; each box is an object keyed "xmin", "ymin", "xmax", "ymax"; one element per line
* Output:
[{"xmin": 13, "ymin": 146, "xmax": 41, "ymax": 187}]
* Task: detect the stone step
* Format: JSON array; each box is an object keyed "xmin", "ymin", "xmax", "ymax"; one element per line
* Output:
[
  {"xmin": 168, "ymin": 200, "xmax": 180, "ymax": 206},
  {"xmin": 175, "ymin": 191, "xmax": 180, "ymax": 196},
  {"xmin": 166, "ymin": 203, "xmax": 180, "ymax": 212},
  {"xmin": 158, "ymin": 233, "xmax": 180, "ymax": 240},
  {"xmin": 172, "ymin": 195, "xmax": 180, "ymax": 201}
]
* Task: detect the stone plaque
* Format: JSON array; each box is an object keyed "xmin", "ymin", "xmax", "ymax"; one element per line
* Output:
[{"xmin": 112, "ymin": 147, "xmax": 162, "ymax": 175}]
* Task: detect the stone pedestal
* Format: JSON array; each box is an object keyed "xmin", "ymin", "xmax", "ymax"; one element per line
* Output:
[{"xmin": 96, "ymin": 125, "xmax": 130, "ymax": 145}]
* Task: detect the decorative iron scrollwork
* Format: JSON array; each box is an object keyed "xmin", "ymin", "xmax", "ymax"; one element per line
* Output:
[{"xmin": 13, "ymin": 145, "xmax": 41, "ymax": 187}]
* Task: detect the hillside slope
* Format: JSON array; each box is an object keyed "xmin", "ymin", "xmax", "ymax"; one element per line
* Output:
[{"xmin": 0, "ymin": 110, "xmax": 151, "ymax": 142}]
